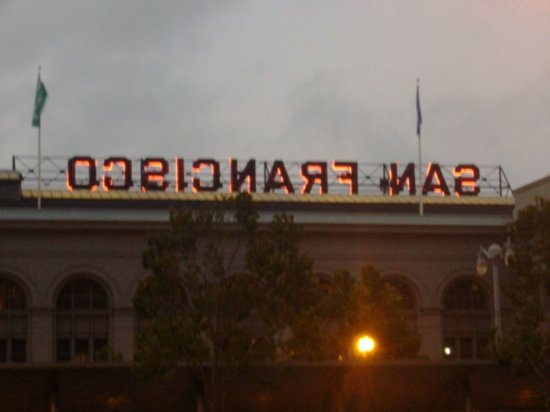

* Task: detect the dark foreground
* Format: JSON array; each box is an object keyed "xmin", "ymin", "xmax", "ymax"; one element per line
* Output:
[{"xmin": 0, "ymin": 361, "xmax": 546, "ymax": 411}]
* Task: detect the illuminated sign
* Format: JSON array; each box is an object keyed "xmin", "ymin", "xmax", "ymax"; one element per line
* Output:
[{"xmin": 65, "ymin": 156, "xmax": 481, "ymax": 197}]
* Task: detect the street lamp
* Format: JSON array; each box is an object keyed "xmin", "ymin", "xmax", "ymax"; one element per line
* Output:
[
  {"xmin": 355, "ymin": 335, "xmax": 376, "ymax": 357},
  {"xmin": 476, "ymin": 238, "xmax": 513, "ymax": 338}
]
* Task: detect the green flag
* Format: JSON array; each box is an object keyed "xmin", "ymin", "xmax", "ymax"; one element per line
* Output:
[{"xmin": 32, "ymin": 75, "xmax": 48, "ymax": 128}]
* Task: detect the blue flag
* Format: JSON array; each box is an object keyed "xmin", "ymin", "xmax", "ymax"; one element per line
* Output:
[{"xmin": 416, "ymin": 83, "xmax": 422, "ymax": 137}]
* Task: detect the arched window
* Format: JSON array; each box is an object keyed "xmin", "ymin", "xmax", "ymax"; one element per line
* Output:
[
  {"xmin": 0, "ymin": 279, "xmax": 27, "ymax": 362},
  {"xmin": 442, "ymin": 278, "xmax": 491, "ymax": 360},
  {"xmin": 56, "ymin": 279, "xmax": 110, "ymax": 362},
  {"xmin": 383, "ymin": 279, "xmax": 418, "ymax": 331}
]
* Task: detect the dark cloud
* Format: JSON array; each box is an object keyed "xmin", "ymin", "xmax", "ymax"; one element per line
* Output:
[{"xmin": 1, "ymin": 1, "xmax": 548, "ymax": 188}]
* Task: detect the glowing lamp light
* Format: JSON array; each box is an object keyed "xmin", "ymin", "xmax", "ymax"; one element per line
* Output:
[
  {"xmin": 476, "ymin": 248, "xmax": 488, "ymax": 276},
  {"xmin": 356, "ymin": 335, "xmax": 376, "ymax": 355},
  {"xmin": 444, "ymin": 346, "xmax": 452, "ymax": 356}
]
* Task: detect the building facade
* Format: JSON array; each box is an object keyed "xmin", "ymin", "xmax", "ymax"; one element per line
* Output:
[{"xmin": 0, "ymin": 167, "xmax": 517, "ymax": 365}]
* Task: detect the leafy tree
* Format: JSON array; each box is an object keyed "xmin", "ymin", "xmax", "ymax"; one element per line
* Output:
[
  {"xmin": 501, "ymin": 199, "xmax": 550, "ymax": 408},
  {"xmin": 314, "ymin": 266, "xmax": 420, "ymax": 360},
  {"xmin": 134, "ymin": 193, "xmax": 420, "ymax": 411},
  {"xmin": 133, "ymin": 193, "xmax": 318, "ymax": 411},
  {"xmin": 244, "ymin": 213, "xmax": 319, "ymax": 360}
]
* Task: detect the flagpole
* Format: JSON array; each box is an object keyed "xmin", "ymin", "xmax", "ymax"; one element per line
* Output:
[
  {"xmin": 418, "ymin": 124, "xmax": 423, "ymax": 216},
  {"xmin": 32, "ymin": 66, "xmax": 47, "ymax": 210},
  {"xmin": 38, "ymin": 119, "xmax": 42, "ymax": 210},
  {"xmin": 37, "ymin": 66, "xmax": 42, "ymax": 210},
  {"xmin": 416, "ymin": 79, "xmax": 423, "ymax": 216}
]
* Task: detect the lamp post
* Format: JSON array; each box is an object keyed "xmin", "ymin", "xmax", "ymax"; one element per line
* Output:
[
  {"xmin": 354, "ymin": 335, "xmax": 376, "ymax": 358},
  {"xmin": 476, "ymin": 238, "xmax": 513, "ymax": 338}
]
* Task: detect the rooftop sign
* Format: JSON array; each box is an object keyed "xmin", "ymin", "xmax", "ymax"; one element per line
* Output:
[{"xmin": 12, "ymin": 155, "xmax": 513, "ymax": 197}]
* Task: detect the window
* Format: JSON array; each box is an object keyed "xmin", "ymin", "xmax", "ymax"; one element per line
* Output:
[
  {"xmin": 56, "ymin": 279, "xmax": 110, "ymax": 362},
  {"xmin": 0, "ymin": 279, "xmax": 27, "ymax": 362},
  {"xmin": 442, "ymin": 279, "xmax": 490, "ymax": 360}
]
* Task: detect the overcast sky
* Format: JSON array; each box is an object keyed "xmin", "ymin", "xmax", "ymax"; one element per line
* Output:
[{"xmin": 0, "ymin": 0, "xmax": 548, "ymax": 189}]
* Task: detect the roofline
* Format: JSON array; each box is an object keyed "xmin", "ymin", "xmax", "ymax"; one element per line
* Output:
[
  {"xmin": 0, "ymin": 208, "xmax": 511, "ymax": 235},
  {"xmin": 20, "ymin": 189, "xmax": 515, "ymax": 206},
  {"xmin": 513, "ymin": 175, "xmax": 550, "ymax": 195}
]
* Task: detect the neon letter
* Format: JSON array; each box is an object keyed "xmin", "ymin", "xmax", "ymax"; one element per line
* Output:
[
  {"xmin": 192, "ymin": 159, "xmax": 222, "ymax": 192},
  {"xmin": 141, "ymin": 158, "xmax": 169, "ymax": 192},
  {"xmin": 422, "ymin": 163, "xmax": 450, "ymax": 196},
  {"xmin": 103, "ymin": 157, "xmax": 132, "ymax": 191},
  {"xmin": 175, "ymin": 157, "xmax": 188, "ymax": 192},
  {"xmin": 264, "ymin": 160, "xmax": 294, "ymax": 193},
  {"xmin": 230, "ymin": 158, "xmax": 256, "ymax": 193},
  {"xmin": 454, "ymin": 164, "xmax": 480, "ymax": 196},
  {"xmin": 333, "ymin": 161, "xmax": 358, "ymax": 195},
  {"xmin": 301, "ymin": 162, "xmax": 328, "ymax": 194},
  {"xmin": 67, "ymin": 156, "xmax": 99, "ymax": 191},
  {"xmin": 388, "ymin": 163, "xmax": 416, "ymax": 195}
]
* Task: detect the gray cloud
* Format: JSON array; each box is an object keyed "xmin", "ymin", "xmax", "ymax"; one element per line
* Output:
[{"xmin": 1, "ymin": 0, "xmax": 548, "ymax": 189}]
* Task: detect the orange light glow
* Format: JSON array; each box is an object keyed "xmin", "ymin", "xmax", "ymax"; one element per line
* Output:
[
  {"xmin": 453, "ymin": 164, "xmax": 480, "ymax": 196},
  {"xmin": 66, "ymin": 157, "xmax": 98, "ymax": 191},
  {"xmin": 141, "ymin": 159, "xmax": 169, "ymax": 192},
  {"xmin": 229, "ymin": 158, "xmax": 256, "ymax": 193},
  {"xmin": 423, "ymin": 162, "xmax": 450, "ymax": 196},
  {"xmin": 332, "ymin": 161, "xmax": 358, "ymax": 195},
  {"xmin": 192, "ymin": 163, "xmax": 212, "ymax": 193},
  {"xmin": 174, "ymin": 157, "xmax": 187, "ymax": 192},
  {"xmin": 192, "ymin": 159, "xmax": 222, "ymax": 192},
  {"xmin": 355, "ymin": 335, "xmax": 376, "ymax": 355},
  {"xmin": 301, "ymin": 162, "xmax": 328, "ymax": 194},
  {"xmin": 264, "ymin": 161, "xmax": 294, "ymax": 194},
  {"xmin": 388, "ymin": 162, "xmax": 416, "ymax": 196},
  {"xmin": 103, "ymin": 157, "xmax": 132, "ymax": 191},
  {"xmin": 59, "ymin": 156, "xmax": 486, "ymax": 197},
  {"xmin": 103, "ymin": 162, "xmax": 117, "ymax": 191}
]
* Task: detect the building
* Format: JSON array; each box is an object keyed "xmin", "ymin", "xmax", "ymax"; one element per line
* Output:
[
  {"xmin": 1, "ymin": 157, "xmax": 547, "ymax": 411},
  {"xmin": 513, "ymin": 175, "xmax": 550, "ymax": 217}
]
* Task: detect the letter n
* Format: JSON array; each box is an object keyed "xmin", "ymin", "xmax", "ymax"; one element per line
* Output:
[
  {"xmin": 230, "ymin": 159, "xmax": 256, "ymax": 193},
  {"xmin": 389, "ymin": 163, "xmax": 416, "ymax": 195}
]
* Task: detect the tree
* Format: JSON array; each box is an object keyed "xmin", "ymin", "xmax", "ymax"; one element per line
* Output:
[
  {"xmin": 313, "ymin": 266, "xmax": 420, "ymax": 360},
  {"xmin": 133, "ymin": 193, "xmax": 319, "ymax": 412},
  {"xmin": 501, "ymin": 199, "xmax": 550, "ymax": 408},
  {"xmin": 134, "ymin": 193, "xmax": 420, "ymax": 411}
]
